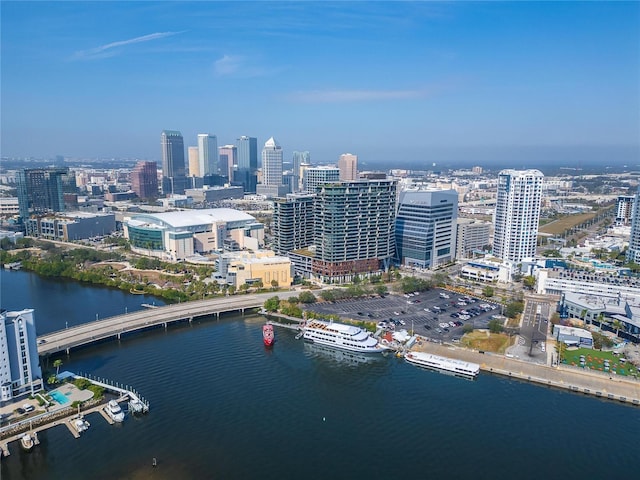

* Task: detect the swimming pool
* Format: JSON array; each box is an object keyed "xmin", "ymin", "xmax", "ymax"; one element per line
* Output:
[{"xmin": 50, "ymin": 390, "xmax": 70, "ymax": 404}]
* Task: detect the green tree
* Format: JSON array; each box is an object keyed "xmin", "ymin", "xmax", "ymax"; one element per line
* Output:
[
  {"xmin": 522, "ymin": 276, "xmax": 536, "ymax": 290},
  {"xmin": 612, "ymin": 320, "xmax": 624, "ymax": 338},
  {"xmin": 270, "ymin": 279, "xmax": 279, "ymax": 290},
  {"xmin": 53, "ymin": 359, "xmax": 63, "ymax": 375},
  {"xmin": 462, "ymin": 324, "xmax": 474, "ymax": 334},
  {"xmin": 320, "ymin": 290, "xmax": 336, "ymax": 302},
  {"xmin": 374, "ymin": 285, "xmax": 388, "ymax": 297},
  {"xmin": 264, "ymin": 296, "xmax": 280, "ymax": 312},
  {"xmin": 482, "ymin": 286, "xmax": 494, "ymax": 297},
  {"xmin": 298, "ymin": 291, "xmax": 317, "ymax": 304},
  {"xmin": 505, "ymin": 301, "xmax": 524, "ymax": 319},
  {"xmin": 488, "ymin": 319, "xmax": 503, "ymax": 333},
  {"xmin": 239, "ymin": 283, "xmax": 250, "ymax": 293}
]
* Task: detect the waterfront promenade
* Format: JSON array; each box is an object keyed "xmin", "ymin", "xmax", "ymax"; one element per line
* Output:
[
  {"xmin": 413, "ymin": 339, "xmax": 640, "ymax": 406},
  {"xmin": 37, "ymin": 290, "xmax": 299, "ymax": 356}
]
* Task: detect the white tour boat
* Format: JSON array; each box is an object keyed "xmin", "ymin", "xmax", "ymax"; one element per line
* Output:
[
  {"xmin": 105, "ymin": 399, "xmax": 125, "ymax": 422},
  {"xmin": 302, "ymin": 320, "xmax": 388, "ymax": 353},
  {"xmin": 405, "ymin": 351, "xmax": 480, "ymax": 378}
]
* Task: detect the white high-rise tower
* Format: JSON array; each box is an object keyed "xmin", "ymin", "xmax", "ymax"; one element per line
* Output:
[
  {"xmin": 257, "ymin": 137, "xmax": 287, "ymax": 198},
  {"xmin": 197, "ymin": 134, "xmax": 218, "ymax": 176},
  {"xmin": 493, "ymin": 169, "xmax": 544, "ymax": 263},
  {"xmin": 627, "ymin": 186, "xmax": 640, "ymax": 263}
]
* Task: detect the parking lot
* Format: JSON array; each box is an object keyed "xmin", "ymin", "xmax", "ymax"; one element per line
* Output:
[{"xmin": 305, "ymin": 288, "xmax": 501, "ymax": 342}]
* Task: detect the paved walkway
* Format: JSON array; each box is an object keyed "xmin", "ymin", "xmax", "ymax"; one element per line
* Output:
[{"xmin": 412, "ymin": 338, "xmax": 640, "ymax": 406}]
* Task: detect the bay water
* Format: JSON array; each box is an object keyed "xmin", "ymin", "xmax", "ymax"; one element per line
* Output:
[{"xmin": 1, "ymin": 270, "xmax": 638, "ymax": 479}]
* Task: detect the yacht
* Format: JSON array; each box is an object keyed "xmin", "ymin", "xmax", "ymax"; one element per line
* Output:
[
  {"xmin": 405, "ymin": 351, "xmax": 480, "ymax": 378},
  {"xmin": 20, "ymin": 433, "xmax": 34, "ymax": 451},
  {"xmin": 302, "ymin": 320, "xmax": 388, "ymax": 353},
  {"xmin": 105, "ymin": 400, "xmax": 125, "ymax": 422},
  {"xmin": 73, "ymin": 417, "xmax": 91, "ymax": 433}
]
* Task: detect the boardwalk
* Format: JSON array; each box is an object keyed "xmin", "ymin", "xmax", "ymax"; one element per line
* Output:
[
  {"xmin": 412, "ymin": 340, "xmax": 640, "ymax": 406},
  {"xmin": 38, "ymin": 291, "xmax": 299, "ymax": 356}
]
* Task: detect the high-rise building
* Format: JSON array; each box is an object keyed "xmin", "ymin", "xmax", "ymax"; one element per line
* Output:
[
  {"xmin": 235, "ymin": 136, "xmax": 258, "ymax": 193},
  {"xmin": 302, "ymin": 166, "xmax": 340, "ymax": 193},
  {"xmin": 291, "ymin": 151, "xmax": 310, "ymax": 193},
  {"xmin": 493, "ymin": 169, "xmax": 544, "ymax": 263},
  {"xmin": 198, "ymin": 134, "xmax": 218, "ymax": 176},
  {"xmin": 338, "ymin": 153, "xmax": 358, "ymax": 181},
  {"xmin": 395, "ymin": 190, "xmax": 458, "ymax": 268},
  {"xmin": 16, "ymin": 167, "xmax": 68, "ymax": 223},
  {"xmin": 219, "ymin": 145, "xmax": 237, "ymax": 180},
  {"xmin": 313, "ymin": 180, "xmax": 397, "ymax": 282},
  {"xmin": 188, "ymin": 146, "xmax": 200, "ymax": 177},
  {"xmin": 456, "ymin": 218, "xmax": 491, "ymax": 259},
  {"xmin": 616, "ymin": 195, "xmax": 635, "ymax": 226},
  {"xmin": 160, "ymin": 130, "xmax": 187, "ymax": 194},
  {"xmin": 257, "ymin": 137, "xmax": 288, "ymax": 198},
  {"xmin": 272, "ymin": 194, "xmax": 315, "ymax": 255},
  {"xmin": 0, "ymin": 309, "xmax": 43, "ymax": 402},
  {"xmin": 131, "ymin": 161, "xmax": 158, "ymax": 199},
  {"xmin": 627, "ymin": 187, "xmax": 640, "ymax": 263}
]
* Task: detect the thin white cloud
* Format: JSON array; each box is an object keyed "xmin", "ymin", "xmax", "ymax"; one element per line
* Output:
[
  {"xmin": 213, "ymin": 54, "xmax": 282, "ymax": 78},
  {"xmin": 214, "ymin": 55, "xmax": 244, "ymax": 76},
  {"xmin": 72, "ymin": 32, "xmax": 184, "ymax": 60},
  {"xmin": 288, "ymin": 88, "xmax": 432, "ymax": 103}
]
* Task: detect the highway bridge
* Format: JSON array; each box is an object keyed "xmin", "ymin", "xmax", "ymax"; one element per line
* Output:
[{"xmin": 37, "ymin": 290, "xmax": 299, "ymax": 356}]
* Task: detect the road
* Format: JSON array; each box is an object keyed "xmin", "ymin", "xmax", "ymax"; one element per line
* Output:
[{"xmin": 37, "ymin": 290, "xmax": 299, "ymax": 356}]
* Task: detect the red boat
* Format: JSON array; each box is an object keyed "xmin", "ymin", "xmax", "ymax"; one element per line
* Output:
[{"xmin": 263, "ymin": 324, "xmax": 275, "ymax": 347}]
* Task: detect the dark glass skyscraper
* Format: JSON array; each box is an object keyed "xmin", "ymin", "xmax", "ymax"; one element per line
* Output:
[
  {"xmin": 16, "ymin": 168, "xmax": 68, "ymax": 223},
  {"xmin": 131, "ymin": 161, "xmax": 159, "ymax": 199},
  {"xmin": 160, "ymin": 130, "xmax": 187, "ymax": 195},
  {"xmin": 235, "ymin": 136, "xmax": 257, "ymax": 193}
]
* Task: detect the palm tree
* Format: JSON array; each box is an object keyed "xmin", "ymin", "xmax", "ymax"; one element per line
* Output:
[
  {"xmin": 612, "ymin": 320, "xmax": 624, "ymax": 338},
  {"xmin": 53, "ymin": 359, "xmax": 63, "ymax": 376},
  {"xmin": 580, "ymin": 309, "xmax": 589, "ymax": 326}
]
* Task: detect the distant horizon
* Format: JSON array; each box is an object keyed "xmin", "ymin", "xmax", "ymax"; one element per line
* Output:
[{"xmin": 2, "ymin": 2, "xmax": 638, "ymax": 164}]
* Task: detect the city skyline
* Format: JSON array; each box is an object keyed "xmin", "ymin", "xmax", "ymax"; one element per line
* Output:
[{"xmin": 2, "ymin": 2, "xmax": 639, "ymax": 168}]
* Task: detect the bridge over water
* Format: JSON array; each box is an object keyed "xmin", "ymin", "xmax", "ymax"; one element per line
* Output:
[{"xmin": 37, "ymin": 291, "xmax": 299, "ymax": 356}]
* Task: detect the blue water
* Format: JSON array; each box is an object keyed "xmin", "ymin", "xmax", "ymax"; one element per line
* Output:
[
  {"xmin": 1, "ymin": 270, "xmax": 639, "ymax": 480},
  {"xmin": 48, "ymin": 390, "xmax": 69, "ymax": 405}
]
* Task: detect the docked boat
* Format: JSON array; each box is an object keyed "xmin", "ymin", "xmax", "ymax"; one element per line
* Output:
[
  {"xmin": 405, "ymin": 351, "xmax": 480, "ymax": 378},
  {"xmin": 105, "ymin": 399, "xmax": 125, "ymax": 422},
  {"xmin": 129, "ymin": 397, "xmax": 146, "ymax": 414},
  {"xmin": 20, "ymin": 433, "xmax": 34, "ymax": 451},
  {"xmin": 263, "ymin": 324, "xmax": 275, "ymax": 347},
  {"xmin": 73, "ymin": 417, "xmax": 90, "ymax": 433},
  {"xmin": 302, "ymin": 320, "xmax": 388, "ymax": 353}
]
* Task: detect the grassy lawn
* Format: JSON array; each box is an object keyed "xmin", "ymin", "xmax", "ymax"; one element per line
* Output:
[
  {"xmin": 539, "ymin": 213, "xmax": 596, "ymax": 235},
  {"xmin": 461, "ymin": 331, "xmax": 512, "ymax": 354},
  {"xmin": 562, "ymin": 347, "xmax": 638, "ymax": 377}
]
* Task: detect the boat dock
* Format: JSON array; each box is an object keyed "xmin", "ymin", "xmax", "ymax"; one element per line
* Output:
[{"xmin": 0, "ymin": 372, "xmax": 149, "ymax": 457}]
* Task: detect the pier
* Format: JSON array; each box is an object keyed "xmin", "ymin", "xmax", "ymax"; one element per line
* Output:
[{"xmin": 37, "ymin": 291, "xmax": 299, "ymax": 356}]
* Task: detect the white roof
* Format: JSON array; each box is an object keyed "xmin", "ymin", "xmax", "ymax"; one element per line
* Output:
[{"xmin": 130, "ymin": 208, "xmax": 255, "ymax": 228}]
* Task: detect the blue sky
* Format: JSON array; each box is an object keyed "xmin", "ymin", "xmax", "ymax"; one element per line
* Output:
[{"xmin": 2, "ymin": 1, "xmax": 639, "ymax": 168}]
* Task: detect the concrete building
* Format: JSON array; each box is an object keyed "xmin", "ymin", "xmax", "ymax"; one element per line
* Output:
[
  {"xmin": 395, "ymin": 189, "xmax": 458, "ymax": 269},
  {"xmin": 615, "ymin": 195, "xmax": 635, "ymax": 226},
  {"xmin": 302, "ymin": 166, "xmax": 340, "ymax": 193},
  {"xmin": 0, "ymin": 197, "xmax": 20, "ymax": 217},
  {"xmin": 217, "ymin": 250, "xmax": 292, "ymax": 288},
  {"xmin": 460, "ymin": 257, "xmax": 511, "ymax": 283},
  {"xmin": 124, "ymin": 208, "xmax": 264, "ymax": 260},
  {"xmin": 198, "ymin": 133, "xmax": 219, "ymax": 177},
  {"xmin": 291, "ymin": 180, "xmax": 397, "ymax": 283},
  {"xmin": 185, "ymin": 186, "xmax": 244, "ymax": 204},
  {"xmin": 188, "ymin": 146, "xmax": 200, "ymax": 177},
  {"xmin": 257, "ymin": 137, "xmax": 288, "ymax": 198},
  {"xmin": 493, "ymin": 169, "xmax": 544, "ymax": 264},
  {"xmin": 219, "ymin": 145, "xmax": 237, "ymax": 181},
  {"xmin": 0, "ymin": 309, "xmax": 43, "ymax": 402},
  {"xmin": 272, "ymin": 194, "xmax": 315, "ymax": 255},
  {"xmin": 456, "ymin": 218, "xmax": 492, "ymax": 259},
  {"xmin": 338, "ymin": 153, "xmax": 358, "ymax": 181},
  {"xmin": 161, "ymin": 130, "xmax": 187, "ymax": 195},
  {"xmin": 25, "ymin": 211, "xmax": 116, "ymax": 240},
  {"xmin": 553, "ymin": 325, "xmax": 593, "ymax": 348},
  {"xmin": 130, "ymin": 161, "xmax": 158, "ymax": 199}
]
